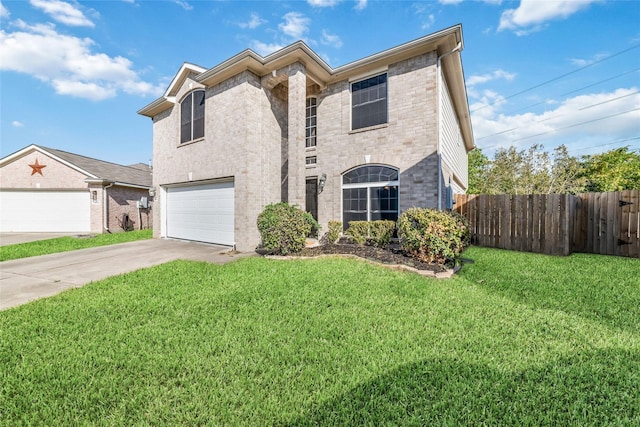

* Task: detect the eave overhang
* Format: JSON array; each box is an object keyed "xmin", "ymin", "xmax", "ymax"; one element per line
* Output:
[{"xmin": 137, "ymin": 24, "xmax": 475, "ymax": 151}]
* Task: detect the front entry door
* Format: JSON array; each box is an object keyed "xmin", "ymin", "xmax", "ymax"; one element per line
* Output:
[{"xmin": 305, "ymin": 178, "xmax": 318, "ymax": 220}]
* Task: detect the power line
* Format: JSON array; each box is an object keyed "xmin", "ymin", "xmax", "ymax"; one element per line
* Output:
[
  {"xmin": 471, "ymin": 44, "xmax": 640, "ymax": 113},
  {"xmin": 494, "ymin": 68, "xmax": 640, "ymax": 117},
  {"xmin": 568, "ymin": 136, "xmax": 640, "ymax": 155},
  {"xmin": 478, "ymin": 107, "xmax": 640, "ymax": 149},
  {"xmin": 476, "ymin": 90, "xmax": 640, "ymax": 140},
  {"xmin": 510, "ymin": 108, "xmax": 640, "ymax": 143}
]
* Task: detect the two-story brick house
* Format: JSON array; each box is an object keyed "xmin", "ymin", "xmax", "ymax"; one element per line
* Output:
[{"xmin": 138, "ymin": 24, "xmax": 474, "ymax": 251}]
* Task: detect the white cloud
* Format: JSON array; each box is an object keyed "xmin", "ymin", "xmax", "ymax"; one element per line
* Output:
[
  {"xmin": 421, "ymin": 14, "xmax": 435, "ymax": 30},
  {"xmin": 439, "ymin": 0, "xmax": 463, "ymax": 4},
  {"xmin": 355, "ymin": 0, "xmax": 367, "ymax": 10},
  {"xmin": 29, "ymin": 0, "xmax": 95, "ymax": 27},
  {"xmin": 239, "ymin": 13, "xmax": 266, "ymax": 29},
  {"xmin": 499, "ymin": 0, "xmax": 599, "ymax": 33},
  {"xmin": 568, "ymin": 53, "xmax": 608, "ymax": 67},
  {"xmin": 472, "ymin": 88, "xmax": 640, "ymax": 154},
  {"xmin": 467, "ymin": 69, "xmax": 516, "ymax": 87},
  {"xmin": 172, "ymin": 0, "xmax": 192, "ymax": 11},
  {"xmin": 307, "ymin": 0, "xmax": 341, "ymax": 7},
  {"xmin": 1, "ymin": 1, "xmax": 9, "ymax": 19},
  {"xmin": 250, "ymin": 40, "xmax": 285, "ymax": 56},
  {"xmin": 12, "ymin": 120, "xmax": 24, "ymax": 127},
  {"xmin": 321, "ymin": 30, "xmax": 342, "ymax": 48},
  {"xmin": 278, "ymin": 12, "xmax": 310, "ymax": 40},
  {"xmin": 0, "ymin": 20, "xmax": 164, "ymax": 100}
]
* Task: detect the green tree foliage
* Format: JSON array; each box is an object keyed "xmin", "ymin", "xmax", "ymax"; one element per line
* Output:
[
  {"xmin": 580, "ymin": 147, "xmax": 640, "ymax": 192},
  {"xmin": 467, "ymin": 148, "xmax": 490, "ymax": 194},
  {"xmin": 468, "ymin": 144, "xmax": 586, "ymax": 195}
]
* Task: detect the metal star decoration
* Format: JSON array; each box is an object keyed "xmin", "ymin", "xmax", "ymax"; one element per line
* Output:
[{"xmin": 29, "ymin": 159, "xmax": 46, "ymax": 176}]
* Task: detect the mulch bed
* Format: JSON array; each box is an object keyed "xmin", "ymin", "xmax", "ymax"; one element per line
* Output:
[{"xmin": 298, "ymin": 243, "xmax": 450, "ymax": 273}]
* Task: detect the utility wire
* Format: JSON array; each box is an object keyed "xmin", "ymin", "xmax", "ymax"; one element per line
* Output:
[
  {"xmin": 568, "ymin": 136, "xmax": 640, "ymax": 154},
  {"xmin": 476, "ymin": 90, "xmax": 640, "ymax": 140},
  {"xmin": 471, "ymin": 44, "xmax": 640, "ymax": 113},
  {"xmin": 509, "ymin": 108, "xmax": 640, "ymax": 143},
  {"xmin": 494, "ymin": 68, "xmax": 640, "ymax": 116},
  {"xmin": 478, "ymin": 108, "xmax": 640, "ymax": 149}
]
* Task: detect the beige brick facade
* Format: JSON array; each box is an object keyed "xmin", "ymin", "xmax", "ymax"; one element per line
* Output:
[{"xmin": 141, "ymin": 25, "xmax": 474, "ymax": 252}]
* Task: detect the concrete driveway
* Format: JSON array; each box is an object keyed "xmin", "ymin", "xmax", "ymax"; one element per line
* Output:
[{"xmin": 0, "ymin": 239, "xmax": 254, "ymax": 311}]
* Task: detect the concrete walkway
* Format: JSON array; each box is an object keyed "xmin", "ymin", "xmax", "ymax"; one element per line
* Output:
[{"xmin": 0, "ymin": 239, "xmax": 254, "ymax": 311}]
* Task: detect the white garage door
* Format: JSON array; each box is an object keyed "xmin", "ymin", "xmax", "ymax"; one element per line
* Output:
[
  {"xmin": 166, "ymin": 181, "xmax": 235, "ymax": 246},
  {"xmin": 0, "ymin": 191, "xmax": 91, "ymax": 233}
]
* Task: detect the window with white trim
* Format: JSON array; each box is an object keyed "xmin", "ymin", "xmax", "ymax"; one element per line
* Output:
[
  {"xmin": 306, "ymin": 97, "xmax": 317, "ymax": 148},
  {"xmin": 180, "ymin": 89, "xmax": 205, "ymax": 144},
  {"xmin": 342, "ymin": 165, "xmax": 398, "ymax": 228},
  {"xmin": 351, "ymin": 73, "xmax": 387, "ymax": 130}
]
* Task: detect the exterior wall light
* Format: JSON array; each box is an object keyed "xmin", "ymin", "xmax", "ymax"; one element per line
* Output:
[
  {"xmin": 148, "ymin": 187, "xmax": 156, "ymax": 197},
  {"xmin": 318, "ymin": 173, "xmax": 327, "ymax": 193}
]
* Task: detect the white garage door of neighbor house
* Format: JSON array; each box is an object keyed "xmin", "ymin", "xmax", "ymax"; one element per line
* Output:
[
  {"xmin": 0, "ymin": 191, "xmax": 91, "ymax": 233},
  {"xmin": 166, "ymin": 181, "xmax": 235, "ymax": 246}
]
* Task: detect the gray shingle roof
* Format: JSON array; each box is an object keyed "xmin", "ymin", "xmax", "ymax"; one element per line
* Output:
[{"xmin": 38, "ymin": 145, "xmax": 152, "ymax": 187}]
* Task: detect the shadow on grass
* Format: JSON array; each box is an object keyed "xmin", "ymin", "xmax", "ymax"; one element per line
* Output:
[
  {"xmin": 456, "ymin": 248, "xmax": 640, "ymax": 334},
  {"xmin": 284, "ymin": 348, "xmax": 639, "ymax": 426}
]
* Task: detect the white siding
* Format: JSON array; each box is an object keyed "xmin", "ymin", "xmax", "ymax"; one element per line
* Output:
[{"xmin": 440, "ymin": 69, "xmax": 468, "ymax": 191}]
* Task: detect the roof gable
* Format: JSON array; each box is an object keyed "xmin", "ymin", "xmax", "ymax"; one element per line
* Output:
[{"xmin": 0, "ymin": 145, "xmax": 152, "ymax": 188}]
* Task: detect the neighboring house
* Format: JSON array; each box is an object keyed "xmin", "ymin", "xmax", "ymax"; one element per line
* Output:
[
  {"xmin": 0, "ymin": 145, "xmax": 153, "ymax": 233},
  {"xmin": 138, "ymin": 24, "xmax": 475, "ymax": 252}
]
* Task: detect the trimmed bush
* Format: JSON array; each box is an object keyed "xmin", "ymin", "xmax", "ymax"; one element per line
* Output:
[
  {"xmin": 257, "ymin": 203, "xmax": 311, "ymax": 255},
  {"xmin": 303, "ymin": 211, "xmax": 321, "ymax": 238},
  {"xmin": 368, "ymin": 220, "xmax": 395, "ymax": 248},
  {"xmin": 397, "ymin": 208, "xmax": 469, "ymax": 264},
  {"xmin": 345, "ymin": 220, "xmax": 396, "ymax": 248},
  {"xmin": 327, "ymin": 220, "xmax": 342, "ymax": 244},
  {"xmin": 345, "ymin": 221, "xmax": 369, "ymax": 245}
]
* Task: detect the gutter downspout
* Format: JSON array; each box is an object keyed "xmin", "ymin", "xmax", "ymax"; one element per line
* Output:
[
  {"xmin": 436, "ymin": 41, "xmax": 462, "ymax": 210},
  {"xmin": 103, "ymin": 182, "xmax": 114, "ymax": 233}
]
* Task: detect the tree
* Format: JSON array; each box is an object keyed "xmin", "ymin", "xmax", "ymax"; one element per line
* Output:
[
  {"xmin": 548, "ymin": 145, "xmax": 586, "ymax": 194},
  {"xmin": 469, "ymin": 144, "xmax": 585, "ymax": 195},
  {"xmin": 467, "ymin": 148, "xmax": 490, "ymax": 194},
  {"xmin": 580, "ymin": 147, "xmax": 640, "ymax": 191}
]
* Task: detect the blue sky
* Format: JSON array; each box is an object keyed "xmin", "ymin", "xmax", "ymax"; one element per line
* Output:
[{"xmin": 1, "ymin": 0, "xmax": 638, "ymax": 166}]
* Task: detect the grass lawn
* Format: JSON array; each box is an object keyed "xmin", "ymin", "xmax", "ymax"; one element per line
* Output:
[
  {"xmin": 1, "ymin": 247, "xmax": 638, "ymax": 425},
  {"xmin": 0, "ymin": 229, "xmax": 152, "ymax": 262}
]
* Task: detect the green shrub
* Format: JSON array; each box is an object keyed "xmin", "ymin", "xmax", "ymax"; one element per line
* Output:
[
  {"xmin": 345, "ymin": 220, "xmax": 395, "ymax": 248},
  {"xmin": 368, "ymin": 220, "xmax": 395, "ymax": 248},
  {"xmin": 327, "ymin": 220, "xmax": 342, "ymax": 244},
  {"xmin": 304, "ymin": 212, "xmax": 321, "ymax": 238},
  {"xmin": 345, "ymin": 221, "xmax": 369, "ymax": 245},
  {"xmin": 257, "ymin": 203, "xmax": 311, "ymax": 255},
  {"xmin": 397, "ymin": 208, "xmax": 469, "ymax": 264}
]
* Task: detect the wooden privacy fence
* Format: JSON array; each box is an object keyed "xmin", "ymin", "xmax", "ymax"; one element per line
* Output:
[{"xmin": 455, "ymin": 190, "xmax": 639, "ymax": 258}]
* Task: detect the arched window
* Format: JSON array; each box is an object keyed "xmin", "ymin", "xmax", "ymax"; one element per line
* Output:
[
  {"xmin": 342, "ymin": 165, "xmax": 399, "ymax": 227},
  {"xmin": 180, "ymin": 89, "xmax": 205, "ymax": 144}
]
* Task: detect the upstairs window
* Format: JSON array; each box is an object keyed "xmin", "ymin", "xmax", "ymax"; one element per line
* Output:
[
  {"xmin": 351, "ymin": 73, "xmax": 387, "ymax": 130},
  {"xmin": 306, "ymin": 97, "xmax": 317, "ymax": 148},
  {"xmin": 180, "ymin": 90, "xmax": 205, "ymax": 144}
]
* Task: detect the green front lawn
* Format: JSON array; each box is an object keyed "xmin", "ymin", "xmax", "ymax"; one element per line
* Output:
[
  {"xmin": 1, "ymin": 247, "xmax": 638, "ymax": 425},
  {"xmin": 0, "ymin": 229, "xmax": 152, "ymax": 262}
]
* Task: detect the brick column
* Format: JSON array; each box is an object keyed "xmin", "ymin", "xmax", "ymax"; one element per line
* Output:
[{"xmin": 287, "ymin": 63, "xmax": 307, "ymax": 207}]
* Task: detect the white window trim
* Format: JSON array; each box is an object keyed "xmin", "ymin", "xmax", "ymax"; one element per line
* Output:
[
  {"xmin": 341, "ymin": 165, "xmax": 400, "ymax": 224},
  {"xmin": 179, "ymin": 89, "xmax": 205, "ymax": 144}
]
